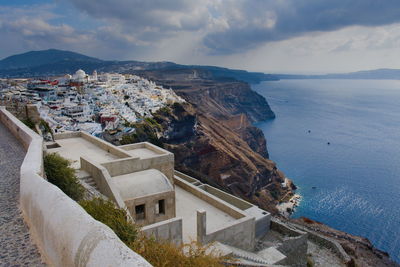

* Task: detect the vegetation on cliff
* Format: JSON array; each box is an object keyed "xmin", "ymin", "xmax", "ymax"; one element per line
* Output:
[{"xmin": 115, "ymin": 93, "xmax": 292, "ymax": 213}]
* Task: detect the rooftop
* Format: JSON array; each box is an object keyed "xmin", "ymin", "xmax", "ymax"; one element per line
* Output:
[
  {"xmin": 124, "ymin": 148, "xmax": 159, "ymax": 159},
  {"xmin": 175, "ymin": 185, "xmax": 236, "ymax": 243},
  {"xmin": 113, "ymin": 169, "xmax": 173, "ymax": 200},
  {"xmin": 47, "ymin": 137, "xmax": 120, "ymax": 168},
  {"xmin": 120, "ymin": 143, "xmax": 170, "ymax": 159}
]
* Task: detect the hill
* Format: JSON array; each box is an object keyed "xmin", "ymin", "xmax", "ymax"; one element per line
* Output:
[
  {"xmin": 0, "ymin": 49, "xmax": 103, "ymax": 70},
  {"xmin": 277, "ymin": 68, "xmax": 400, "ymax": 80},
  {"xmin": 0, "ymin": 49, "xmax": 277, "ymax": 83}
]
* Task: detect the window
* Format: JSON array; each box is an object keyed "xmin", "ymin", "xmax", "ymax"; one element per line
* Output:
[
  {"xmin": 156, "ymin": 199, "xmax": 165, "ymax": 215},
  {"xmin": 135, "ymin": 204, "xmax": 145, "ymax": 220}
]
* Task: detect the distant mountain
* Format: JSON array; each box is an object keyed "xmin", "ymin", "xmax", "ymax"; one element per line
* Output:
[
  {"xmin": 276, "ymin": 68, "xmax": 400, "ymax": 80},
  {"xmin": 0, "ymin": 49, "xmax": 103, "ymax": 70},
  {"xmin": 0, "ymin": 49, "xmax": 277, "ymax": 83}
]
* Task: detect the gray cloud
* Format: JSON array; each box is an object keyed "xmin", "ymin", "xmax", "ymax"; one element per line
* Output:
[
  {"xmin": 2, "ymin": 0, "xmax": 400, "ymax": 62},
  {"xmin": 203, "ymin": 0, "xmax": 400, "ymax": 54},
  {"xmin": 64, "ymin": 0, "xmax": 400, "ymax": 54},
  {"xmin": 68, "ymin": 0, "xmax": 211, "ymax": 32}
]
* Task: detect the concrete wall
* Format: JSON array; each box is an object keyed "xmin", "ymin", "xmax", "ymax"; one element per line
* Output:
[
  {"xmin": 175, "ymin": 172, "xmax": 270, "ymax": 239},
  {"xmin": 53, "ymin": 131, "xmax": 81, "ymax": 140},
  {"xmin": 54, "ymin": 131, "xmax": 132, "ymax": 159},
  {"xmin": 142, "ymin": 217, "xmax": 183, "ymax": 246},
  {"xmin": 124, "ymin": 190, "xmax": 176, "ymax": 226},
  {"xmin": 80, "ymin": 132, "xmax": 132, "ymax": 158},
  {"xmin": 197, "ymin": 210, "xmax": 255, "ymax": 251},
  {"xmin": 80, "ymin": 157, "xmax": 127, "ymax": 211},
  {"xmin": 174, "ymin": 176, "xmax": 246, "ymax": 219},
  {"xmin": 0, "ymin": 107, "xmax": 151, "ymax": 267},
  {"xmin": 270, "ymin": 219, "xmax": 309, "ymax": 266},
  {"xmin": 120, "ymin": 142, "xmax": 170, "ymax": 155},
  {"xmin": 200, "ymin": 184, "xmax": 253, "ymax": 211},
  {"xmin": 102, "ymin": 154, "xmax": 174, "ymax": 183},
  {"xmin": 174, "ymin": 170, "xmax": 199, "ymax": 184}
]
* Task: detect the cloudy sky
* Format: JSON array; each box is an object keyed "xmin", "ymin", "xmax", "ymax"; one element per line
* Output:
[{"xmin": 1, "ymin": 0, "xmax": 400, "ymax": 74}]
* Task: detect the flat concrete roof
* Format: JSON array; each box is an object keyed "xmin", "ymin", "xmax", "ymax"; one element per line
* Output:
[
  {"xmin": 113, "ymin": 169, "xmax": 173, "ymax": 200},
  {"xmin": 124, "ymin": 148, "xmax": 159, "ymax": 159},
  {"xmin": 175, "ymin": 185, "xmax": 237, "ymax": 243},
  {"xmin": 48, "ymin": 137, "xmax": 119, "ymax": 169}
]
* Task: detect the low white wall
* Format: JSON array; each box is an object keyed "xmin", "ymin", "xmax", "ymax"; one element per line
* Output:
[{"xmin": 0, "ymin": 107, "xmax": 151, "ymax": 267}]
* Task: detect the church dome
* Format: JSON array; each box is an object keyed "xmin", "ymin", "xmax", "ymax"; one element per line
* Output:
[{"xmin": 75, "ymin": 69, "xmax": 86, "ymax": 80}]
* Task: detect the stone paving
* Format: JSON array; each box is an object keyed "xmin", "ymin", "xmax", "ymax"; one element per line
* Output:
[{"xmin": 0, "ymin": 123, "xmax": 46, "ymax": 266}]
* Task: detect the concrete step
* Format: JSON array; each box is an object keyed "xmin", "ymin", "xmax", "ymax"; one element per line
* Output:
[
  {"xmin": 76, "ymin": 170, "xmax": 91, "ymax": 179},
  {"xmin": 210, "ymin": 242, "xmax": 286, "ymax": 265},
  {"xmin": 77, "ymin": 172, "xmax": 99, "ymax": 191},
  {"xmin": 257, "ymin": 247, "xmax": 287, "ymax": 265}
]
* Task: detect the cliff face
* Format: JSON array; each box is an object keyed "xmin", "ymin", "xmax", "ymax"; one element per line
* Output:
[{"xmin": 120, "ymin": 69, "xmax": 292, "ymax": 213}]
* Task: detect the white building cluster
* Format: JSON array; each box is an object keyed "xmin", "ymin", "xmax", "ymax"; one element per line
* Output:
[{"xmin": 0, "ymin": 69, "xmax": 185, "ymax": 136}]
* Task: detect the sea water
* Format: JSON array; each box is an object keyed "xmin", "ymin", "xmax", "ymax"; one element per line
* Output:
[{"xmin": 253, "ymin": 79, "xmax": 400, "ymax": 263}]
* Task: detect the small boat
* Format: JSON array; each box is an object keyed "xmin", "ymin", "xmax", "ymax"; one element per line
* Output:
[{"xmin": 312, "ymin": 186, "xmax": 317, "ymax": 189}]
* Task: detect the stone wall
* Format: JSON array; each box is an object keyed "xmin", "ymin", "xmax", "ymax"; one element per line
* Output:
[
  {"xmin": 271, "ymin": 219, "xmax": 308, "ymax": 267},
  {"xmin": 0, "ymin": 107, "xmax": 151, "ymax": 266},
  {"xmin": 142, "ymin": 217, "xmax": 183, "ymax": 246},
  {"xmin": 291, "ymin": 223, "xmax": 351, "ymax": 263}
]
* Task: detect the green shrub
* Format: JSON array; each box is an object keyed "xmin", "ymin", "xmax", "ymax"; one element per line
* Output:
[
  {"xmin": 120, "ymin": 123, "xmax": 164, "ymax": 147},
  {"xmin": 44, "ymin": 153, "xmax": 84, "ymax": 201},
  {"xmin": 22, "ymin": 117, "xmax": 36, "ymax": 131},
  {"xmin": 80, "ymin": 198, "xmax": 138, "ymax": 244},
  {"xmin": 39, "ymin": 119, "xmax": 52, "ymax": 135},
  {"xmin": 307, "ymin": 256, "xmax": 314, "ymax": 267}
]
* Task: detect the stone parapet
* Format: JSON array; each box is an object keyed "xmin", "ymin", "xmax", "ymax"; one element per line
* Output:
[{"xmin": 0, "ymin": 106, "xmax": 151, "ymax": 267}]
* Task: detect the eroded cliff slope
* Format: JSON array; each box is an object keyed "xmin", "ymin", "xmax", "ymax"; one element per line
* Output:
[{"xmin": 117, "ymin": 69, "xmax": 295, "ymax": 213}]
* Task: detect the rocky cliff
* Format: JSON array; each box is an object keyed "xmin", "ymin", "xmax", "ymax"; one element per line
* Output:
[{"xmin": 119, "ymin": 70, "xmax": 294, "ymax": 213}]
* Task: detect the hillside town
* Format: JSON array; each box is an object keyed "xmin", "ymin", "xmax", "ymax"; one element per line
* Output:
[{"xmin": 0, "ymin": 69, "xmax": 185, "ymax": 139}]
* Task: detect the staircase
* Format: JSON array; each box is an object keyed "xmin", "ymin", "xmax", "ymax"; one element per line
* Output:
[
  {"xmin": 210, "ymin": 242, "xmax": 287, "ymax": 266},
  {"xmin": 76, "ymin": 170, "xmax": 103, "ymax": 197}
]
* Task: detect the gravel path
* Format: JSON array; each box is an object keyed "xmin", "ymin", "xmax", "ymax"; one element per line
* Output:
[{"xmin": 0, "ymin": 123, "xmax": 46, "ymax": 266}]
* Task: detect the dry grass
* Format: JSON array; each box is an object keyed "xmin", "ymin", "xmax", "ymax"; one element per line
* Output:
[
  {"xmin": 130, "ymin": 236, "xmax": 228, "ymax": 267},
  {"xmin": 80, "ymin": 197, "xmax": 229, "ymax": 267}
]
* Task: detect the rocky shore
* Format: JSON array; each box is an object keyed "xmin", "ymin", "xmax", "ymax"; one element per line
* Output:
[{"xmin": 277, "ymin": 194, "xmax": 301, "ymax": 217}]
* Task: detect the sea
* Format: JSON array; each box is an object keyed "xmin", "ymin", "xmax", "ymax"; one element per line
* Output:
[{"xmin": 253, "ymin": 79, "xmax": 400, "ymax": 263}]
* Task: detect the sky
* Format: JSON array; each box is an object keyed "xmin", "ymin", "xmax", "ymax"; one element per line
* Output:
[{"xmin": 1, "ymin": 0, "xmax": 400, "ymax": 74}]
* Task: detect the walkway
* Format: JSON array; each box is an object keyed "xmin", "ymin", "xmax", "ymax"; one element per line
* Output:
[{"xmin": 0, "ymin": 123, "xmax": 45, "ymax": 266}]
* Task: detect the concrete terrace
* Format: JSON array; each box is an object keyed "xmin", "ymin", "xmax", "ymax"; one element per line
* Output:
[
  {"xmin": 0, "ymin": 123, "xmax": 45, "ymax": 266},
  {"xmin": 120, "ymin": 142, "xmax": 167, "ymax": 159},
  {"xmin": 48, "ymin": 136, "xmax": 122, "ymax": 168},
  {"xmin": 175, "ymin": 185, "xmax": 237, "ymax": 243}
]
